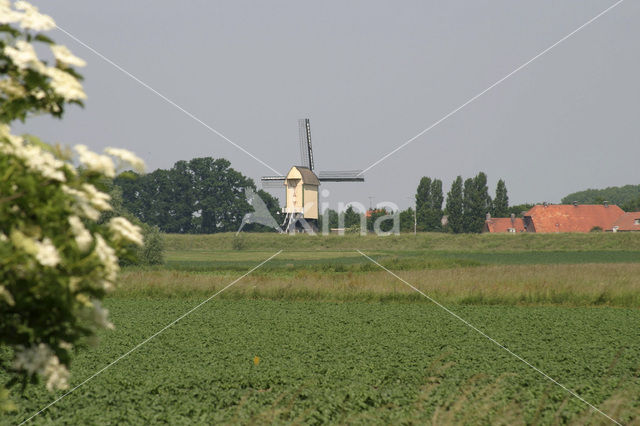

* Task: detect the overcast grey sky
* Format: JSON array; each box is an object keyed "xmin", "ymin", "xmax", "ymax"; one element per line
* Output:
[{"xmin": 16, "ymin": 1, "xmax": 640, "ymax": 210}]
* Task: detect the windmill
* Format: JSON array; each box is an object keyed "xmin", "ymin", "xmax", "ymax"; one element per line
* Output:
[{"xmin": 262, "ymin": 119, "xmax": 364, "ymax": 232}]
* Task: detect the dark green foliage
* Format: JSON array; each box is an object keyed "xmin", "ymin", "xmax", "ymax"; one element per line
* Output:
[
  {"xmin": 101, "ymin": 186, "xmax": 165, "ymax": 266},
  {"xmin": 139, "ymin": 225, "xmax": 164, "ymax": 265},
  {"xmin": 399, "ymin": 208, "xmax": 415, "ymax": 233},
  {"xmin": 415, "ymin": 177, "xmax": 431, "ymax": 231},
  {"xmin": 561, "ymin": 184, "xmax": 640, "ymax": 206},
  {"xmin": 470, "ymin": 172, "xmax": 492, "ymax": 233},
  {"xmin": 460, "ymin": 172, "xmax": 493, "ymax": 233},
  {"xmin": 492, "ymin": 179, "xmax": 509, "ymax": 217},
  {"xmin": 114, "ymin": 158, "xmax": 281, "ymax": 234},
  {"xmin": 343, "ymin": 206, "xmax": 363, "ymax": 229},
  {"xmin": 242, "ymin": 190, "xmax": 283, "ymax": 233},
  {"xmin": 621, "ymin": 197, "xmax": 640, "ymax": 212},
  {"xmin": 428, "ymin": 179, "xmax": 444, "ymax": 231},
  {"xmin": 318, "ymin": 209, "xmax": 339, "ymax": 232},
  {"xmin": 507, "ymin": 203, "xmax": 535, "ymax": 217},
  {"xmin": 415, "ymin": 177, "xmax": 443, "ymax": 231},
  {"xmin": 190, "ymin": 157, "xmax": 252, "ymax": 233},
  {"xmin": 366, "ymin": 208, "xmax": 395, "ymax": 233},
  {"xmin": 445, "ymin": 176, "xmax": 464, "ymax": 233},
  {"xmin": 462, "ymin": 178, "xmax": 475, "ymax": 233}
]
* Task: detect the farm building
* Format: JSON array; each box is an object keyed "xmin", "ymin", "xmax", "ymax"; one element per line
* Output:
[
  {"xmin": 522, "ymin": 203, "xmax": 624, "ymax": 233},
  {"xmin": 611, "ymin": 212, "xmax": 640, "ymax": 232},
  {"xmin": 483, "ymin": 215, "xmax": 526, "ymax": 233}
]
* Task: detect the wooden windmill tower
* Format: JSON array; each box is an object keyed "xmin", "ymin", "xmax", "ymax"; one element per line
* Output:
[{"xmin": 262, "ymin": 119, "xmax": 364, "ymax": 232}]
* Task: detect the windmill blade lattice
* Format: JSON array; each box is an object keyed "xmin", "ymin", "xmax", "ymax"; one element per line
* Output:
[
  {"xmin": 317, "ymin": 170, "xmax": 365, "ymax": 182},
  {"xmin": 298, "ymin": 118, "xmax": 314, "ymax": 170},
  {"xmin": 261, "ymin": 175, "xmax": 286, "ymax": 188}
]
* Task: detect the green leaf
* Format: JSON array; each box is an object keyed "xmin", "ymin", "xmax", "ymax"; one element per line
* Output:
[{"xmin": 34, "ymin": 34, "xmax": 55, "ymax": 45}]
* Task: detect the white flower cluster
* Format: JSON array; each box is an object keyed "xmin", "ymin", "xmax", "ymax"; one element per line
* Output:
[
  {"xmin": 109, "ymin": 217, "xmax": 144, "ymax": 246},
  {"xmin": 0, "ymin": 126, "xmax": 67, "ymax": 182},
  {"xmin": 44, "ymin": 66, "xmax": 87, "ymax": 101},
  {"xmin": 13, "ymin": 1, "xmax": 55, "ymax": 31},
  {"xmin": 13, "ymin": 343, "xmax": 69, "ymax": 391},
  {"xmin": 0, "ymin": 0, "xmax": 54, "ymax": 31},
  {"xmin": 63, "ymin": 183, "xmax": 112, "ymax": 221},
  {"xmin": 0, "ymin": 78, "xmax": 27, "ymax": 97},
  {"xmin": 34, "ymin": 237, "xmax": 60, "ymax": 267},
  {"xmin": 1, "ymin": 2, "xmax": 87, "ymax": 101},
  {"xmin": 95, "ymin": 234, "xmax": 119, "ymax": 283},
  {"xmin": 74, "ymin": 145, "xmax": 115, "ymax": 178},
  {"xmin": 62, "ymin": 185, "xmax": 98, "ymax": 221},
  {"xmin": 68, "ymin": 216, "xmax": 92, "ymax": 252},
  {"xmin": 50, "ymin": 44, "xmax": 86, "ymax": 68},
  {"xmin": 82, "ymin": 183, "xmax": 112, "ymax": 211},
  {"xmin": 3, "ymin": 39, "xmax": 39, "ymax": 69},
  {"xmin": 104, "ymin": 147, "xmax": 146, "ymax": 173},
  {"xmin": 0, "ymin": 0, "xmax": 20, "ymax": 24},
  {"xmin": 91, "ymin": 300, "xmax": 114, "ymax": 330}
]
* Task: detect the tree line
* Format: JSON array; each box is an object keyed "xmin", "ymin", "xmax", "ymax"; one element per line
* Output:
[
  {"xmin": 114, "ymin": 157, "xmax": 281, "ymax": 234},
  {"xmin": 561, "ymin": 184, "xmax": 640, "ymax": 212},
  {"xmin": 408, "ymin": 173, "xmax": 510, "ymax": 234},
  {"xmin": 112, "ymin": 156, "xmax": 533, "ymax": 234}
]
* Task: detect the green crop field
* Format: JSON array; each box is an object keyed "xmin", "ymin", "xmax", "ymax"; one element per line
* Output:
[{"xmin": 5, "ymin": 233, "xmax": 640, "ymax": 425}]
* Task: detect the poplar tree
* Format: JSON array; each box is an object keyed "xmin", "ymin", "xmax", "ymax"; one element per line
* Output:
[
  {"xmin": 469, "ymin": 172, "xmax": 492, "ymax": 233},
  {"xmin": 492, "ymin": 179, "xmax": 509, "ymax": 217},
  {"xmin": 462, "ymin": 178, "xmax": 475, "ymax": 232},
  {"xmin": 427, "ymin": 179, "xmax": 444, "ymax": 231},
  {"xmin": 415, "ymin": 177, "xmax": 432, "ymax": 231},
  {"xmin": 445, "ymin": 176, "xmax": 464, "ymax": 233}
]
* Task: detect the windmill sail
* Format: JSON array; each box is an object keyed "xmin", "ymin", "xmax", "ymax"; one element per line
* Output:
[
  {"xmin": 261, "ymin": 175, "xmax": 286, "ymax": 188},
  {"xmin": 318, "ymin": 170, "xmax": 364, "ymax": 182},
  {"xmin": 298, "ymin": 118, "xmax": 314, "ymax": 170}
]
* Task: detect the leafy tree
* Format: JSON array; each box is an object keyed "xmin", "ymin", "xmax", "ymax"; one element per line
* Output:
[
  {"xmin": 366, "ymin": 209, "xmax": 396, "ymax": 233},
  {"xmin": 343, "ymin": 206, "xmax": 362, "ymax": 228},
  {"xmin": 115, "ymin": 158, "xmax": 279, "ymax": 234},
  {"xmin": 561, "ymin": 184, "xmax": 640, "ymax": 206},
  {"xmin": 507, "ymin": 203, "xmax": 535, "ymax": 217},
  {"xmin": 166, "ymin": 160, "xmax": 197, "ymax": 233},
  {"xmin": 318, "ymin": 208, "xmax": 339, "ymax": 232},
  {"xmin": 446, "ymin": 176, "xmax": 464, "ymax": 233},
  {"xmin": 189, "ymin": 157, "xmax": 251, "ymax": 233},
  {"xmin": 243, "ymin": 190, "xmax": 283, "ymax": 232},
  {"xmin": 492, "ymin": 179, "xmax": 509, "ymax": 217},
  {"xmin": 100, "ymin": 186, "xmax": 164, "ymax": 265},
  {"xmin": 621, "ymin": 197, "xmax": 640, "ymax": 212},
  {"xmin": 399, "ymin": 208, "xmax": 416, "ymax": 233}
]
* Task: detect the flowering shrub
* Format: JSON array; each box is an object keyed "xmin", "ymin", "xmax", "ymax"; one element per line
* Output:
[{"xmin": 0, "ymin": 1, "xmax": 146, "ymax": 407}]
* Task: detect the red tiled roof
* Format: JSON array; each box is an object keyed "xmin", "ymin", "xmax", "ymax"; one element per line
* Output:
[
  {"xmin": 485, "ymin": 217, "xmax": 525, "ymax": 233},
  {"xmin": 524, "ymin": 204, "xmax": 624, "ymax": 233},
  {"xmin": 612, "ymin": 212, "xmax": 640, "ymax": 231}
]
